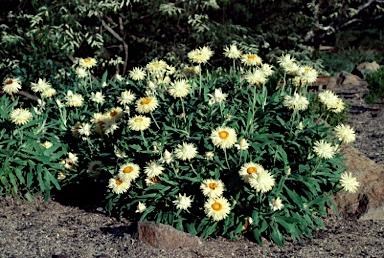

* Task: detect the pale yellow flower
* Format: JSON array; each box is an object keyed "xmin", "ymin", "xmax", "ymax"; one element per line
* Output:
[
  {"xmin": 204, "ymin": 196, "xmax": 231, "ymax": 221},
  {"xmin": 235, "ymin": 138, "xmax": 250, "ymax": 151},
  {"xmin": 168, "ymin": 79, "xmax": 191, "ymax": 98},
  {"xmin": 173, "ymin": 193, "xmax": 193, "ymax": 210},
  {"xmin": 75, "ymin": 67, "xmax": 89, "ymax": 78},
  {"xmin": 211, "ymin": 126, "xmax": 237, "ymax": 149},
  {"xmin": 188, "ymin": 46, "xmax": 214, "ymax": 64},
  {"xmin": 269, "ymin": 197, "xmax": 284, "ymax": 211},
  {"xmin": 65, "ymin": 90, "xmax": 84, "ymax": 107},
  {"xmin": 313, "ymin": 140, "xmax": 336, "ymax": 159},
  {"xmin": 241, "ymin": 53, "xmax": 262, "ymax": 66},
  {"xmin": 244, "ymin": 69, "xmax": 267, "ymax": 85},
  {"xmin": 260, "ymin": 63, "xmax": 274, "ymax": 77},
  {"xmin": 108, "ymin": 107, "xmax": 124, "ymax": 122},
  {"xmin": 108, "ymin": 176, "xmax": 131, "ymax": 194},
  {"xmin": 118, "ymin": 163, "xmax": 140, "ymax": 182},
  {"xmin": 90, "ymin": 92, "xmax": 105, "ymax": 104},
  {"xmin": 63, "ymin": 152, "xmax": 78, "ymax": 170},
  {"xmin": 9, "ymin": 108, "xmax": 33, "ymax": 125},
  {"xmin": 248, "ymin": 169, "xmax": 275, "ymax": 193},
  {"xmin": 238, "ymin": 162, "xmax": 265, "ymax": 183},
  {"xmin": 144, "ymin": 160, "xmax": 164, "ymax": 177},
  {"xmin": 174, "ymin": 142, "xmax": 198, "ymax": 161},
  {"xmin": 298, "ymin": 66, "xmax": 318, "ymax": 85},
  {"xmin": 283, "ymin": 93, "xmax": 309, "ymax": 111},
  {"xmin": 332, "ymin": 99, "xmax": 345, "ymax": 113},
  {"xmin": 101, "ymin": 119, "xmax": 119, "ymax": 135},
  {"xmin": 159, "ymin": 150, "xmax": 174, "ymax": 164},
  {"xmin": 129, "ymin": 67, "xmax": 146, "ymax": 81},
  {"xmin": 118, "ymin": 90, "xmax": 136, "ymax": 105},
  {"xmin": 135, "ymin": 202, "xmax": 147, "ymax": 213},
  {"xmin": 57, "ymin": 171, "xmax": 66, "ymax": 180},
  {"xmin": 200, "ymin": 179, "xmax": 225, "ymax": 198},
  {"xmin": 41, "ymin": 88, "xmax": 56, "ymax": 98},
  {"xmin": 146, "ymin": 59, "xmax": 168, "ymax": 75},
  {"xmin": 135, "ymin": 96, "xmax": 159, "ymax": 114},
  {"xmin": 223, "ymin": 44, "xmax": 242, "ymax": 59},
  {"xmin": 205, "ymin": 151, "xmax": 214, "ymax": 160},
  {"xmin": 334, "ymin": 124, "xmax": 356, "ymax": 143},
  {"xmin": 340, "ymin": 172, "xmax": 360, "ymax": 193},
  {"xmin": 79, "ymin": 57, "xmax": 97, "ymax": 69},
  {"xmin": 208, "ymin": 88, "xmax": 228, "ymax": 105},
  {"xmin": 41, "ymin": 141, "xmax": 53, "ymax": 149},
  {"xmin": 278, "ymin": 54, "xmax": 298, "ymax": 74},
  {"xmin": 30, "ymin": 78, "xmax": 51, "ymax": 93},
  {"xmin": 318, "ymin": 90, "xmax": 339, "ymax": 110},
  {"xmin": 128, "ymin": 115, "xmax": 151, "ymax": 131},
  {"xmin": 78, "ymin": 123, "xmax": 92, "ymax": 137},
  {"xmin": 3, "ymin": 77, "xmax": 21, "ymax": 95}
]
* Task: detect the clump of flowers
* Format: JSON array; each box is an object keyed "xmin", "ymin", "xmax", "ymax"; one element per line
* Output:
[{"xmin": 4, "ymin": 45, "xmax": 360, "ymax": 247}]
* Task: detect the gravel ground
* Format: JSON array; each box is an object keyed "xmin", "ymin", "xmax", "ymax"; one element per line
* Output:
[{"xmin": 0, "ymin": 78, "xmax": 383, "ymax": 258}]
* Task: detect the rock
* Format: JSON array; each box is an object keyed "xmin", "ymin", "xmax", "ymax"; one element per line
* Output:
[
  {"xmin": 332, "ymin": 145, "xmax": 384, "ymax": 220},
  {"xmin": 138, "ymin": 221, "xmax": 203, "ymax": 249},
  {"xmin": 354, "ymin": 61, "xmax": 381, "ymax": 79},
  {"xmin": 326, "ymin": 71, "xmax": 369, "ymax": 97}
]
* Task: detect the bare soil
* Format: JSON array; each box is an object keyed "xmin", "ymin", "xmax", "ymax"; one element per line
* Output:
[{"xmin": 1, "ymin": 77, "xmax": 383, "ymax": 258}]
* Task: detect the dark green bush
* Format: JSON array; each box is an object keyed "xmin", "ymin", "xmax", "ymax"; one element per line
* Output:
[{"xmin": 364, "ymin": 67, "xmax": 384, "ymax": 105}]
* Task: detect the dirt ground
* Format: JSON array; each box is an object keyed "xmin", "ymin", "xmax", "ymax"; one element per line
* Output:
[{"xmin": 1, "ymin": 75, "xmax": 384, "ymax": 258}]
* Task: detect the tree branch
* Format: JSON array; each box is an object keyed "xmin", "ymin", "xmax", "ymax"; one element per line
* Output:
[{"xmin": 100, "ymin": 17, "xmax": 129, "ymax": 76}]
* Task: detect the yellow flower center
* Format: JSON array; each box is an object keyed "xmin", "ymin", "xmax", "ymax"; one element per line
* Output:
[
  {"xmin": 212, "ymin": 201, "xmax": 222, "ymax": 211},
  {"xmin": 218, "ymin": 131, "xmax": 229, "ymax": 139},
  {"xmin": 208, "ymin": 182, "xmax": 217, "ymax": 189},
  {"xmin": 141, "ymin": 98, "xmax": 151, "ymax": 105},
  {"xmin": 153, "ymin": 61, "xmax": 161, "ymax": 67},
  {"xmin": 110, "ymin": 110, "xmax": 118, "ymax": 117},
  {"xmin": 84, "ymin": 58, "xmax": 91, "ymax": 63},
  {"xmin": 247, "ymin": 54, "xmax": 256, "ymax": 59},
  {"xmin": 304, "ymin": 67, "xmax": 311, "ymax": 72},
  {"xmin": 123, "ymin": 166, "xmax": 134, "ymax": 173},
  {"xmin": 6, "ymin": 80, "xmax": 13, "ymax": 84},
  {"xmin": 247, "ymin": 167, "xmax": 257, "ymax": 174},
  {"xmin": 134, "ymin": 117, "xmax": 143, "ymax": 122},
  {"xmin": 115, "ymin": 178, "xmax": 123, "ymax": 185}
]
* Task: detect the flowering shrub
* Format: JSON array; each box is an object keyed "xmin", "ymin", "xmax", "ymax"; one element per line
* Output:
[
  {"xmin": 1, "ymin": 44, "xmax": 359, "ymax": 245},
  {"xmin": 0, "ymin": 92, "xmax": 67, "ymax": 200}
]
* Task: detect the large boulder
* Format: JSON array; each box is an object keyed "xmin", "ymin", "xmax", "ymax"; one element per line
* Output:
[{"xmin": 333, "ymin": 145, "xmax": 384, "ymax": 220}]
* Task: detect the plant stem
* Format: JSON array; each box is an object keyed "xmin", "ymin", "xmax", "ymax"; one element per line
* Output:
[
  {"xmin": 198, "ymin": 64, "xmax": 202, "ymax": 99},
  {"xmin": 223, "ymin": 148, "xmax": 231, "ymax": 170},
  {"xmin": 180, "ymin": 98, "xmax": 187, "ymax": 124},
  {"xmin": 150, "ymin": 112, "xmax": 160, "ymax": 130},
  {"xmin": 141, "ymin": 130, "xmax": 148, "ymax": 146},
  {"xmin": 190, "ymin": 163, "xmax": 198, "ymax": 176}
]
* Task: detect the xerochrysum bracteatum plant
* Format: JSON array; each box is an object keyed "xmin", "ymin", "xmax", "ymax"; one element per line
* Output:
[{"xmin": 2, "ymin": 45, "xmax": 359, "ymax": 245}]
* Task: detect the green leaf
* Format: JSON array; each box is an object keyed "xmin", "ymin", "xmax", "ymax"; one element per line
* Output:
[
  {"xmin": 44, "ymin": 168, "xmax": 61, "ymax": 190},
  {"xmin": 25, "ymin": 192, "xmax": 34, "ymax": 201},
  {"xmin": 15, "ymin": 166, "xmax": 25, "ymax": 184},
  {"xmin": 285, "ymin": 186, "xmax": 304, "ymax": 209},
  {"xmin": 270, "ymin": 225, "xmax": 284, "ymax": 246},
  {"xmin": 8, "ymin": 172, "xmax": 18, "ymax": 190},
  {"xmin": 139, "ymin": 205, "xmax": 156, "ymax": 221},
  {"xmin": 37, "ymin": 164, "xmax": 45, "ymax": 192},
  {"xmin": 186, "ymin": 222, "xmax": 197, "ymax": 235}
]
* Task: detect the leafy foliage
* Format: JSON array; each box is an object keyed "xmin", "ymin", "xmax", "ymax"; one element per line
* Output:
[{"xmin": 364, "ymin": 67, "xmax": 384, "ymax": 105}]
